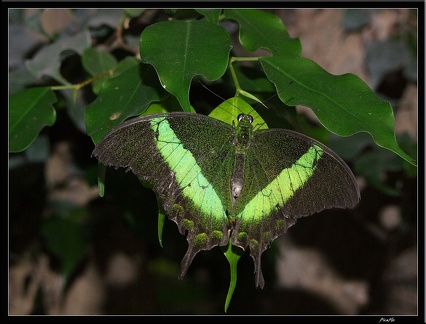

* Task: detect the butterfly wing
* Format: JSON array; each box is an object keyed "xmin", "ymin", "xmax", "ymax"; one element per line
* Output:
[
  {"xmin": 231, "ymin": 128, "xmax": 360, "ymax": 288},
  {"xmin": 93, "ymin": 112, "xmax": 236, "ymax": 277}
]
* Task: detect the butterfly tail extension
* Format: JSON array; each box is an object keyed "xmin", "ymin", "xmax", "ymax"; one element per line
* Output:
[
  {"xmin": 231, "ymin": 220, "xmax": 267, "ymax": 288},
  {"xmin": 249, "ymin": 246, "xmax": 265, "ymax": 289},
  {"xmin": 178, "ymin": 226, "xmax": 229, "ymax": 279},
  {"xmin": 179, "ymin": 240, "xmax": 196, "ymax": 279},
  {"xmin": 167, "ymin": 200, "xmax": 230, "ymax": 279},
  {"xmin": 247, "ymin": 217, "xmax": 290, "ymax": 289}
]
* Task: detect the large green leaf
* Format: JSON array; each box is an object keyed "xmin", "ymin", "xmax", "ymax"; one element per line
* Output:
[
  {"xmin": 85, "ymin": 62, "xmax": 164, "ymax": 144},
  {"xmin": 260, "ymin": 56, "xmax": 416, "ymax": 166},
  {"xmin": 25, "ymin": 31, "xmax": 91, "ymax": 85},
  {"xmin": 139, "ymin": 20, "xmax": 232, "ymax": 112},
  {"xmin": 224, "ymin": 9, "xmax": 301, "ymax": 57},
  {"xmin": 9, "ymin": 87, "xmax": 57, "ymax": 153}
]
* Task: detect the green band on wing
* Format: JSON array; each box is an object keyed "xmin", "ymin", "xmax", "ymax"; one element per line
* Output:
[
  {"xmin": 238, "ymin": 144, "xmax": 323, "ymax": 220},
  {"xmin": 151, "ymin": 117, "xmax": 226, "ymax": 221}
]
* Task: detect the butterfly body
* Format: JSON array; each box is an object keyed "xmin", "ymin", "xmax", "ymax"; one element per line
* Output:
[
  {"xmin": 93, "ymin": 111, "xmax": 360, "ymax": 288},
  {"xmin": 231, "ymin": 114, "xmax": 253, "ymax": 202}
]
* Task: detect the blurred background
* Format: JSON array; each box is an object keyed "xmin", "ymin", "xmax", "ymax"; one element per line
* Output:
[{"xmin": 9, "ymin": 8, "xmax": 418, "ymax": 315}]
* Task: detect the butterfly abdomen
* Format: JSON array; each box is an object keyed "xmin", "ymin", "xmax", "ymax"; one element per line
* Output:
[
  {"xmin": 231, "ymin": 154, "xmax": 245, "ymax": 199},
  {"xmin": 230, "ymin": 114, "xmax": 255, "ymax": 203}
]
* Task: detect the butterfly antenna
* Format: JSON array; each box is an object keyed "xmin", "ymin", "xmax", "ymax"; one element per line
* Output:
[
  {"xmin": 198, "ymin": 81, "xmax": 247, "ymax": 115},
  {"xmin": 198, "ymin": 81, "xmax": 262, "ymax": 115},
  {"xmin": 256, "ymin": 80, "xmax": 295, "ymax": 108},
  {"xmin": 198, "ymin": 79, "xmax": 295, "ymax": 120},
  {"xmin": 198, "ymin": 81, "xmax": 227, "ymax": 102}
]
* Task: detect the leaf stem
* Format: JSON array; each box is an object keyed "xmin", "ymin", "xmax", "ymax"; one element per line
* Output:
[
  {"xmin": 50, "ymin": 68, "xmax": 115, "ymax": 91},
  {"xmin": 229, "ymin": 56, "xmax": 267, "ymax": 107},
  {"xmin": 229, "ymin": 57, "xmax": 242, "ymax": 96},
  {"xmin": 230, "ymin": 56, "xmax": 260, "ymax": 95}
]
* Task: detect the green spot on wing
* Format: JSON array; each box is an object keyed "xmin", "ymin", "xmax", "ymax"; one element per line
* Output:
[
  {"xmin": 194, "ymin": 233, "xmax": 209, "ymax": 246},
  {"xmin": 249, "ymin": 239, "xmax": 259, "ymax": 249},
  {"xmin": 212, "ymin": 230, "xmax": 224, "ymax": 240},
  {"xmin": 182, "ymin": 218, "xmax": 194, "ymax": 231}
]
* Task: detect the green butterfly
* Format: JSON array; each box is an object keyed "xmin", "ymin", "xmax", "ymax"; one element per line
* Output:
[{"xmin": 93, "ymin": 98, "xmax": 360, "ymax": 288}]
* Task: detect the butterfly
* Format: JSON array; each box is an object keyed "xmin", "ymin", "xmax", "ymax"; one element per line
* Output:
[{"xmin": 92, "ymin": 98, "xmax": 360, "ymax": 288}]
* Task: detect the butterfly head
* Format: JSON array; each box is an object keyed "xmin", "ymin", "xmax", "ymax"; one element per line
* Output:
[{"xmin": 237, "ymin": 114, "xmax": 254, "ymax": 125}]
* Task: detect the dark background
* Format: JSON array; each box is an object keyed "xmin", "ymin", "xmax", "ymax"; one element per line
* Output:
[{"xmin": 8, "ymin": 8, "xmax": 419, "ymax": 316}]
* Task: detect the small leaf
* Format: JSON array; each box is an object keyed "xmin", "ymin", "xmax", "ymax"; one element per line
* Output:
[
  {"xmin": 208, "ymin": 97, "xmax": 268, "ymax": 130},
  {"xmin": 97, "ymin": 162, "xmax": 107, "ymax": 197},
  {"xmin": 85, "ymin": 62, "xmax": 163, "ymax": 144},
  {"xmin": 354, "ymin": 149, "xmax": 404, "ymax": 196},
  {"xmin": 82, "ymin": 48, "xmax": 117, "ymax": 76},
  {"xmin": 157, "ymin": 210, "xmax": 166, "ymax": 248},
  {"xmin": 237, "ymin": 89, "xmax": 267, "ymax": 108},
  {"xmin": 82, "ymin": 47, "xmax": 117, "ymax": 94},
  {"xmin": 224, "ymin": 9, "xmax": 301, "ymax": 56},
  {"xmin": 41, "ymin": 215, "xmax": 88, "ymax": 287},
  {"xmin": 221, "ymin": 239, "xmax": 244, "ymax": 313},
  {"xmin": 123, "ymin": 8, "xmax": 145, "ymax": 18},
  {"xmin": 140, "ymin": 20, "xmax": 232, "ymax": 111},
  {"xmin": 25, "ymin": 31, "xmax": 92, "ymax": 85},
  {"xmin": 260, "ymin": 56, "xmax": 416, "ymax": 166},
  {"xmin": 195, "ymin": 9, "xmax": 222, "ymax": 24},
  {"xmin": 9, "ymin": 87, "xmax": 57, "ymax": 153}
]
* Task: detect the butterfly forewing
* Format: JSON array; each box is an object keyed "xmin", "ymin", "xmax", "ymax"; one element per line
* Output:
[{"xmin": 93, "ymin": 113, "xmax": 237, "ymax": 277}]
